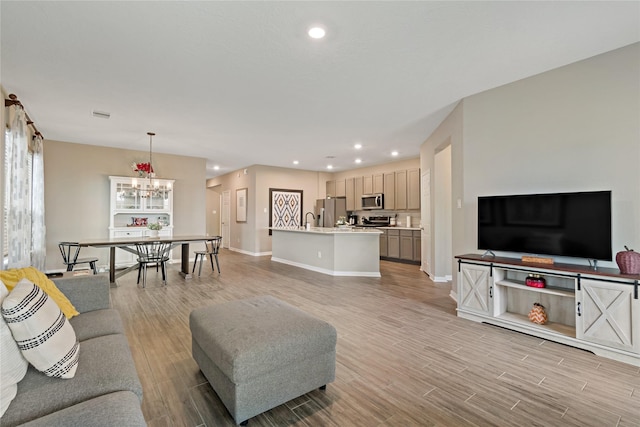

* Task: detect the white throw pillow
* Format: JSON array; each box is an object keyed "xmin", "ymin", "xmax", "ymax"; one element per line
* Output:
[
  {"xmin": 1, "ymin": 278, "xmax": 79, "ymax": 379},
  {"xmin": 0, "ymin": 281, "xmax": 29, "ymax": 418}
]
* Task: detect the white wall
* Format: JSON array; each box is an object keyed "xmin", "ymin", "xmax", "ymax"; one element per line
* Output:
[
  {"xmin": 422, "ymin": 42, "xmax": 640, "ymax": 292},
  {"xmin": 44, "ymin": 140, "xmax": 207, "ymax": 271},
  {"xmin": 462, "ymin": 43, "xmax": 639, "ymax": 267}
]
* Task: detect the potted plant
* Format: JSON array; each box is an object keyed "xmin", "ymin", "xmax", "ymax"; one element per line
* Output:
[{"xmin": 147, "ymin": 222, "xmax": 162, "ymax": 238}]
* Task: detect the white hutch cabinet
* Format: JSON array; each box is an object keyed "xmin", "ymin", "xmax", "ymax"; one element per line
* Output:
[
  {"xmin": 108, "ymin": 176, "xmax": 175, "ymax": 266},
  {"xmin": 456, "ymin": 254, "xmax": 640, "ymax": 367}
]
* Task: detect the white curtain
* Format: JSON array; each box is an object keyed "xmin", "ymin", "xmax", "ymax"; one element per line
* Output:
[
  {"xmin": 6, "ymin": 107, "xmax": 31, "ymax": 268},
  {"xmin": 31, "ymin": 134, "xmax": 46, "ymax": 270}
]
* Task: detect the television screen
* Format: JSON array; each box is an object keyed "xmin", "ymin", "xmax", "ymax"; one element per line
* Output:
[{"xmin": 478, "ymin": 191, "xmax": 612, "ymax": 261}]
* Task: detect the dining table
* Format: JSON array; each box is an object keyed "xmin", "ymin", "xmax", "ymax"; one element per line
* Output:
[{"xmin": 76, "ymin": 235, "xmax": 214, "ymax": 285}]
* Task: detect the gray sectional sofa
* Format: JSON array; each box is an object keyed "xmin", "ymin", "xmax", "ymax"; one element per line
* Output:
[{"xmin": 1, "ymin": 274, "xmax": 146, "ymax": 427}]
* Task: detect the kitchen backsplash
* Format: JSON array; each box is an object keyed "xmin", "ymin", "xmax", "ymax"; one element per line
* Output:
[{"xmin": 351, "ymin": 210, "xmax": 421, "ymax": 228}]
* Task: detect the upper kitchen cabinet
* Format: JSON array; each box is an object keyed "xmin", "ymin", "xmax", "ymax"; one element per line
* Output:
[
  {"xmin": 345, "ymin": 178, "xmax": 355, "ymax": 211},
  {"xmin": 395, "ymin": 170, "xmax": 407, "ymax": 210},
  {"xmin": 407, "ymin": 168, "xmax": 420, "ymax": 210},
  {"xmin": 373, "ymin": 173, "xmax": 384, "ymax": 194},
  {"xmin": 363, "ymin": 175, "xmax": 373, "ymax": 194},
  {"xmin": 335, "ymin": 179, "xmax": 346, "ymax": 197},
  {"xmin": 326, "ymin": 180, "xmax": 336, "ymax": 198},
  {"xmin": 354, "ymin": 176, "xmax": 363, "ymax": 210},
  {"xmin": 384, "ymin": 172, "xmax": 395, "ymax": 210}
]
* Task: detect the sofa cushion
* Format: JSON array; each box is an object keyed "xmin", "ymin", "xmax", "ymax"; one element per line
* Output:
[
  {"xmin": 1, "ymin": 279, "xmax": 79, "ymax": 379},
  {"xmin": 0, "ymin": 281, "xmax": 28, "ymax": 418},
  {"xmin": 69, "ymin": 309, "xmax": 124, "ymax": 342},
  {"xmin": 16, "ymin": 391, "xmax": 146, "ymax": 427},
  {"xmin": 0, "ymin": 333, "xmax": 143, "ymax": 426},
  {"xmin": 0, "ymin": 267, "xmax": 78, "ymax": 318}
]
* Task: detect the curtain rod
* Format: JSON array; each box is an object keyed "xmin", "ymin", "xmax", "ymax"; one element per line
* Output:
[{"xmin": 4, "ymin": 93, "xmax": 43, "ymax": 138}]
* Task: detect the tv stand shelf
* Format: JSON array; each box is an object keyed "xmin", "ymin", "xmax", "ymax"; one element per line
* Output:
[
  {"xmin": 494, "ymin": 279, "xmax": 575, "ymax": 298},
  {"xmin": 456, "ymin": 254, "xmax": 640, "ymax": 367}
]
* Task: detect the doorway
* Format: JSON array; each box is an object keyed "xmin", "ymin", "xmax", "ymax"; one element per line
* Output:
[
  {"xmin": 433, "ymin": 144, "xmax": 452, "ymax": 282},
  {"xmin": 222, "ymin": 190, "xmax": 230, "ymax": 249}
]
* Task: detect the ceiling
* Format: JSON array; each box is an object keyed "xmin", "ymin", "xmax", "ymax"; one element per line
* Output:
[{"xmin": 2, "ymin": 2, "xmax": 639, "ymax": 179}]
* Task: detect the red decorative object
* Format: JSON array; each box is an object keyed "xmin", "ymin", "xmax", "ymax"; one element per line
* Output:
[
  {"xmin": 525, "ymin": 274, "xmax": 546, "ymax": 288},
  {"xmin": 616, "ymin": 246, "xmax": 640, "ymax": 275},
  {"xmin": 132, "ymin": 162, "xmax": 154, "ymax": 175}
]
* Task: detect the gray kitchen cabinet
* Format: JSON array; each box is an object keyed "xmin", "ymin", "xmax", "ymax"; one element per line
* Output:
[
  {"xmin": 400, "ymin": 230, "xmax": 414, "ymax": 260},
  {"xmin": 387, "ymin": 229, "xmax": 400, "ymax": 258},
  {"xmin": 326, "ymin": 180, "xmax": 336, "ymax": 198},
  {"xmin": 345, "ymin": 178, "xmax": 355, "ymax": 211},
  {"xmin": 413, "ymin": 230, "xmax": 421, "ymax": 261},
  {"xmin": 407, "ymin": 168, "xmax": 420, "ymax": 210},
  {"xmin": 354, "ymin": 176, "xmax": 363, "ymax": 210},
  {"xmin": 335, "ymin": 179, "xmax": 346, "ymax": 197},
  {"xmin": 373, "ymin": 173, "xmax": 384, "ymax": 194},
  {"xmin": 363, "ymin": 175, "xmax": 373, "ymax": 194},
  {"xmin": 383, "ymin": 172, "xmax": 395, "ymax": 210},
  {"xmin": 379, "ymin": 229, "xmax": 388, "ymax": 257},
  {"xmin": 395, "ymin": 170, "xmax": 407, "ymax": 210}
]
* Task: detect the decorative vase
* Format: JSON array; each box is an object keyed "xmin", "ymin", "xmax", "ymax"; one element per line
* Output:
[
  {"xmin": 528, "ymin": 303, "xmax": 548, "ymax": 325},
  {"xmin": 148, "ymin": 229, "xmax": 159, "ymax": 238},
  {"xmin": 616, "ymin": 246, "xmax": 640, "ymax": 274}
]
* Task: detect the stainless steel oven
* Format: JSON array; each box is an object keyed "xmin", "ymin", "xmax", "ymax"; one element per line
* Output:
[{"xmin": 361, "ymin": 193, "xmax": 384, "ymax": 210}]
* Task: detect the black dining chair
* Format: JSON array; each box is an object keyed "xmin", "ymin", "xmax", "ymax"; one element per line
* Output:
[
  {"xmin": 192, "ymin": 236, "xmax": 222, "ymax": 276},
  {"xmin": 135, "ymin": 241, "xmax": 172, "ymax": 288},
  {"xmin": 58, "ymin": 242, "xmax": 98, "ymax": 274}
]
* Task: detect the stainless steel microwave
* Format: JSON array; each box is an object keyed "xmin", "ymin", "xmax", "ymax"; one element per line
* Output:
[{"xmin": 362, "ymin": 193, "xmax": 384, "ymax": 210}]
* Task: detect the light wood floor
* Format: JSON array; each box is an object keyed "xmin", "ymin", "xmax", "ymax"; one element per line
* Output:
[{"xmin": 110, "ymin": 250, "xmax": 640, "ymax": 427}]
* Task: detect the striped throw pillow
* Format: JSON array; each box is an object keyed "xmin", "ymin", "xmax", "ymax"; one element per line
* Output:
[
  {"xmin": 1, "ymin": 279, "xmax": 79, "ymax": 379},
  {"xmin": 0, "ymin": 281, "xmax": 29, "ymax": 417}
]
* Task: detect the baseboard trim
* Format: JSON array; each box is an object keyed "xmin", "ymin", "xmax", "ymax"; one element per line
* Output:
[
  {"xmin": 229, "ymin": 247, "xmax": 271, "ymax": 257},
  {"xmin": 271, "ymin": 257, "xmax": 381, "ymax": 277}
]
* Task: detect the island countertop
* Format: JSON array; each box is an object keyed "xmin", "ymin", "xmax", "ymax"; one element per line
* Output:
[{"xmin": 270, "ymin": 227, "xmax": 381, "ymax": 277}]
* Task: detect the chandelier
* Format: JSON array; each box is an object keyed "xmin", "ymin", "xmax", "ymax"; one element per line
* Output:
[{"xmin": 131, "ymin": 132, "xmax": 171, "ymax": 198}]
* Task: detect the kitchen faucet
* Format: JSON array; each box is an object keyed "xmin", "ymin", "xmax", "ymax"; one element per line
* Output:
[{"xmin": 304, "ymin": 212, "xmax": 316, "ymax": 228}]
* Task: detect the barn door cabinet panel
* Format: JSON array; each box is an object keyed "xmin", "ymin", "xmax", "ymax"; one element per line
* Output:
[
  {"xmin": 577, "ymin": 278, "xmax": 639, "ymax": 353},
  {"xmin": 458, "ymin": 262, "xmax": 493, "ymax": 316}
]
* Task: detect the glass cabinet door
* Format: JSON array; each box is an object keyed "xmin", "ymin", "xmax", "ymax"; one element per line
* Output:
[
  {"xmin": 145, "ymin": 184, "xmax": 171, "ymax": 210},
  {"xmin": 115, "ymin": 182, "xmax": 141, "ymax": 210}
]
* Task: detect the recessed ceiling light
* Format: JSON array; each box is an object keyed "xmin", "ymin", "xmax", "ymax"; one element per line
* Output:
[
  {"xmin": 213, "ymin": 165, "xmax": 220, "ymax": 170},
  {"xmin": 354, "ymin": 143, "xmax": 362, "ymax": 150},
  {"xmin": 293, "ymin": 160, "xmax": 299, "ymax": 165},
  {"xmin": 391, "ymin": 151, "xmax": 399, "ymax": 157},
  {"xmin": 327, "ymin": 165, "xmax": 333, "ymax": 170},
  {"xmin": 355, "ymin": 158, "xmax": 362, "ymax": 164},
  {"xmin": 308, "ymin": 27, "xmax": 326, "ymax": 39}
]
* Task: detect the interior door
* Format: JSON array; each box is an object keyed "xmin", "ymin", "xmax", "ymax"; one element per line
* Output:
[{"xmin": 222, "ymin": 190, "xmax": 230, "ymax": 249}]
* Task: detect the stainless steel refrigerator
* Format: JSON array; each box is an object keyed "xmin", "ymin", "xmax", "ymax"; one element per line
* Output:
[{"xmin": 314, "ymin": 198, "xmax": 347, "ymax": 227}]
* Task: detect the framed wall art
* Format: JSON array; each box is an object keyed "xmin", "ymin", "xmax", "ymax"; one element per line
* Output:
[
  {"xmin": 236, "ymin": 188, "xmax": 247, "ymax": 223},
  {"xmin": 269, "ymin": 188, "xmax": 303, "ymax": 235}
]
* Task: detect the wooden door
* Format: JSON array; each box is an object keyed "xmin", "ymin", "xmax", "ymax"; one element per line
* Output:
[{"xmin": 458, "ymin": 264, "xmax": 492, "ymax": 316}]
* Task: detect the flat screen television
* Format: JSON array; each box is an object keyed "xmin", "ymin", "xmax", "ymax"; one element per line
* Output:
[{"xmin": 477, "ymin": 191, "xmax": 612, "ymax": 261}]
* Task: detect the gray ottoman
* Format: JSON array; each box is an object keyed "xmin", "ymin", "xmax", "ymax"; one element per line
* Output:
[{"xmin": 189, "ymin": 295, "xmax": 337, "ymax": 425}]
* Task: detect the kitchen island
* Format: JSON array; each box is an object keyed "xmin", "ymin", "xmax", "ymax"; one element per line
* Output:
[{"xmin": 270, "ymin": 227, "xmax": 383, "ymax": 277}]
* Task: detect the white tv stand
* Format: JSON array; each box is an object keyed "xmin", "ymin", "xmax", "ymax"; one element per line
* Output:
[{"xmin": 456, "ymin": 254, "xmax": 639, "ymax": 367}]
